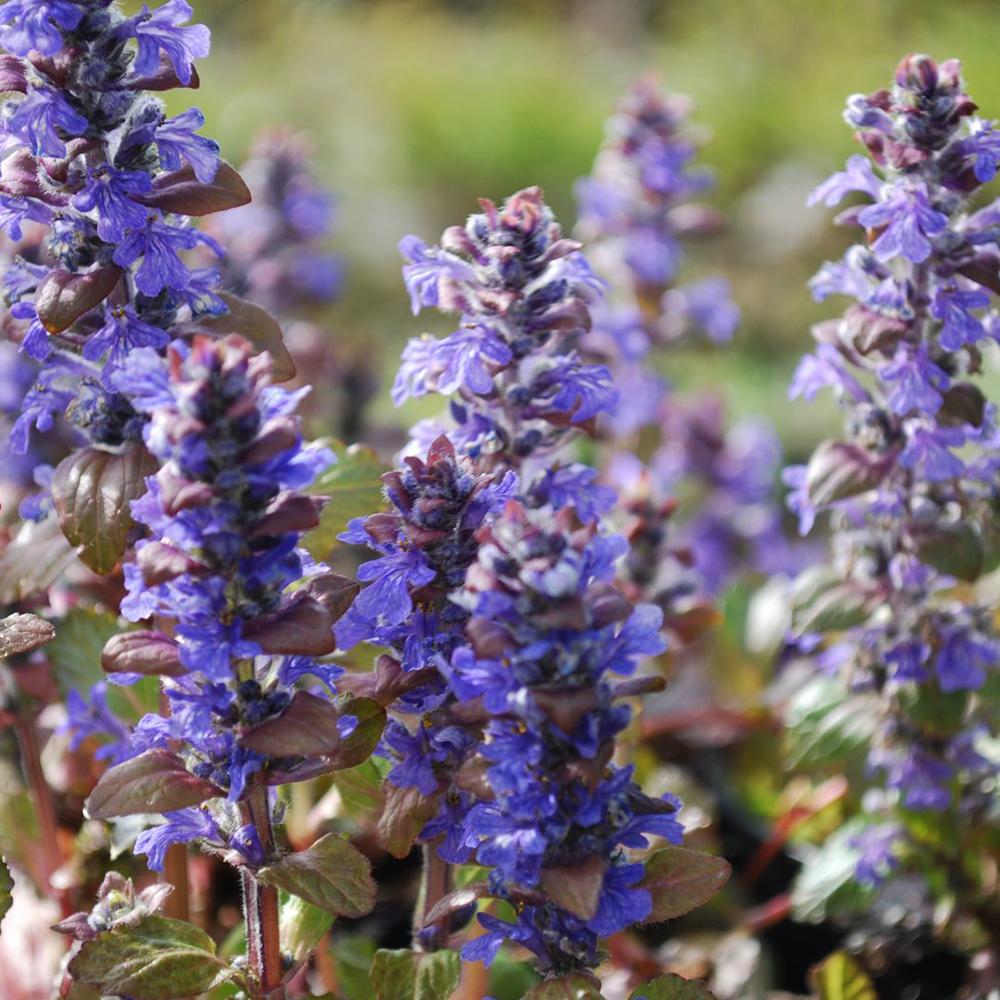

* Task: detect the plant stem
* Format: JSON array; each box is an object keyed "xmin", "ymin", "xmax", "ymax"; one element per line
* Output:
[
  {"xmin": 415, "ymin": 842, "xmax": 452, "ymax": 951},
  {"xmin": 162, "ymin": 843, "xmax": 190, "ymax": 921},
  {"xmin": 243, "ymin": 786, "xmax": 284, "ymax": 999},
  {"xmin": 14, "ymin": 716, "xmax": 62, "ymax": 898}
]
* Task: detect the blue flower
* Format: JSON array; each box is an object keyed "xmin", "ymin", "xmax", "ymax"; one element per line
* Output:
[
  {"xmin": 0, "ymin": 0, "xmax": 82, "ymax": 57},
  {"xmin": 154, "ymin": 108, "xmax": 220, "ymax": 183},
  {"xmin": 5, "ymin": 84, "xmax": 88, "ymax": 156},
  {"xmin": 932, "ymin": 285, "xmax": 989, "ymax": 350},
  {"xmin": 119, "ymin": 0, "xmax": 210, "ymax": 87},
  {"xmin": 135, "ymin": 809, "xmax": 221, "ymax": 871},
  {"xmin": 72, "ymin": 168, "xmax": 153, "ymax": 243},
  {"xmin": 83, "ymin": 305, "xmax": 169, "ymax": 368},
  {"xmin": 850, "ymin": 824, "xmax": 904, "ymax": 887},
  {"xmin": 113, "ymin": 220, "xmax": 201, "ymax": 296},
  {"xmin": 857, "ymin": 184, "xmax": 948, "ymax": 263},
  {"xmin": 935, "ymin": 627, "xmax": 997, "ymax": 692},
  {"xmin": 807, "ymin": 154, "xmax": 882, "ymax": 208},
  {"xmin": 880, "ymin": 344, "xmax": 950, "ymax": 415}
]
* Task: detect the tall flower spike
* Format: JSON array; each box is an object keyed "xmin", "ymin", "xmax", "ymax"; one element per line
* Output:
[
  {"xmin": 345, "ymin": 189, "xmax": 689, "ymax": 980},
  {"xmin": 87, "ymin": 335, "xmax": 352, "ymax": 872},
  {"xmin": 786, "ymin": 53, "xmax": 1000, "ymax": 964},
  {"xmin": 0, "ymin": 0, "xmax": 251, "ymax": 462},
  {"xmin": 576, "ymin": 76, "xmax": 798, "ymax": 599}
]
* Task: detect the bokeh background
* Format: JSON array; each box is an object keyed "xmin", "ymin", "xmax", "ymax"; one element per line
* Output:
[{"xmin": 157, "ymin": 0, "xmax": 1000, "ymax": 463}]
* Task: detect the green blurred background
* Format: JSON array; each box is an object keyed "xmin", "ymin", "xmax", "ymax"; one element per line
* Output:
[{"xmin": 165, "ymin": 0, "xmax": 1000, "ymax": 457}]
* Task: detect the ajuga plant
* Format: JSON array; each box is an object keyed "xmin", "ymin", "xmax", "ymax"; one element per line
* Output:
[
  {"xmin": 785, "ymin": 54, "xmax": 1000, "ymax": 992},
  {"xmin": 337, "ymin": 187, "xmax": 730, "ymax": 998},
  {"xmin": 64, "ymin": 335, "xmax": 382, "ymax": 999},
  {"xmin": 0, "ymin": 0, "xmax": 277, "ymax": 534},
  {"xmin": 576, "ymin": 76, "xmax": 797, "ymax": 601}
]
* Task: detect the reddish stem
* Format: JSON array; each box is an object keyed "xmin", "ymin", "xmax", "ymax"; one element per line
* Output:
[
  {"xmin": 14, "ymin": 716, "xmax": 62, "ymax": 897},
  {"xmin": 243, "ymin": 787, "xmax": 284, "ymax": 999}
]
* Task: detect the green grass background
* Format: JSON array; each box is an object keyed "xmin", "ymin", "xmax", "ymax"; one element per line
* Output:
[{"xmin": 168, "ymin": 0, "xmax": 1000, "ymax": 457}]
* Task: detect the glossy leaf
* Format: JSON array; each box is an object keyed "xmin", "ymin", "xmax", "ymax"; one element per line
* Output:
[
  {"xmin": 330, "ymin": 696, "xmax": 387, "ymax": 770},
  {"xmin": 639, "ymin": 846, "xmax": 731, "ymax": 923},
  {"xmin": 240, "ymin": 691, "xmax": 343, "ymax": 757},
  {"xmin": 810, "ymin": 951, "xmax": 877, "ymax": 1000},
  {"xmin": 0, "ymin": 612, "xmax": 54, "ymax": 658},
  {"xmin": 256, "ymin": 832, "xmax": 376, "ymax": 918},
  {"xmin": 370, "ymin": 948, "xmax": 461, "ymax": 1000},
  {"xmin": 806, "ymin": 439, "xmax": 885, "ymax": 507},
  {"xmin": 101, "ymin": 630, "xmax": 185, "ymax": 678},
  {"xmin": 304, "ymin": 442, "xmax": 387, "ymax": 558},
  {"xmin": 137, "ymin": 160, "xmax": 250, "ymax": 215},
  {"xmin": 52, "ymin": 445, "xmax": 156, "ymax": 574},
  {"xmin": 86, "ymin": 750, "xmax": 222, "ymax": 819},
  {"xmin": 791, "ymin": 821, "xmax": 875, "ymax": 923},
  {"xmin": 629, "ymin": 975, "xmax": 718, "ymax": 999},
  {"xmin": 35, "ymin": 266, "xmax": 121, "ymax": 334},
  {"xmin": 68, "ymin": 915, "xmax": 237, "ymax": 999}
]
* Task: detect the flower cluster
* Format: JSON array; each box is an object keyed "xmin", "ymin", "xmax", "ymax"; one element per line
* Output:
[
  {"xmin": 0, "ymin": 0, "xmax": 233, "ymax": 461},
  {"xmin": 397, "ymin": 186, "xmax": 616, "ymax": 519},
  {"xmin": 451, "ymin": 501, "xmax": 680, "ymax": 973},
  {"xmin": 575, "ymin": 75, "xmax": 739, "ymax": 436},
  {"xmin": 576, "ymin": 77, "xmax": 795, "ymax": 598},
  {"xmin": 97, "ymin": 334, "xmax": 342, "ymax": 870},
  {"xmin": 788, "ymin": 55, "xmax": 999, "ymax": 916},
  {"xmin": 207, "ymin": 127, "xmax": 342, "ymax": 315}
]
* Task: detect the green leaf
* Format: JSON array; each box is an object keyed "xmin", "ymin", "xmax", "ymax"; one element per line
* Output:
[
  {"xmin": 810, "ymin": 951, "xmax": 877, "ymax": 1000},
  {"xmin": 68, "ymin": 915, "xmax": 237, "ymax": 1000},
  {"xmin": 279, "ymin": 890, "xmax": 334, "ymax": 964},
  {"xmin": 86, "ymin": 750, "xmax": 222, "ymax": 819},
  {"xmin": 330, "ymin": 932, "xmax": 378, "ymax": 1000},
  {"xmin": 304, "ymin": 442, "xmax": 387, "ymax": 558},
  {"xmin": 0, "ymin": 612, "xmax": 54, "ymax": 658},
  {"xmin": 47, "ymin": 607, "xmax": 121, "ymax": 699},
  {"xmin": 791, "ymin": 821, "xmax": 875, "ymax": 923},
  {"xmin": 331, "ymin": 696, "xmax": 387, "ymax": 770},
  {"xmin": 638, "ymin": 846, "xmax": 731, "ymax": 923},
  {"xmin": 785, "ymin": 677, "xmax": 879, "ymax": 768},
  {"xmin": 795, "ymin": 582, "xmax": 872, "ymax": 634},
  {"xmin": 0, "ymin": 855, "xmax": 13, "ymax": 929},
  {"xmin": 256, "ymin": 832, "xmax": 376, "ymax": 918},
  {"xmin": 525, "ymin": 974, "xmax": 605, "ymax": 998},
  {"xmin": 370, "ymin": 948, "xmax": 461, "ymax": 1000},
  {"xmin": 51, "ymin": 445, "xmax": 156, "ymax": 574},
  {"xmin": 331, "ymin": 756, "xmax": 389, "ymax": 818},
  {"xmin": 629, "ymin": 975, "xmax": 718, "ymax": 999}
]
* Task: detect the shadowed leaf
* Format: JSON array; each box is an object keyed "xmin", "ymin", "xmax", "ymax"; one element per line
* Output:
[
  {"xmin": 540, "ymin": 856, "xmax": 607, "ymax": 920},
  {"xmin": 0, "ymin": 515, "xmax": 77, "ymax": 603},
  {"xmin": 377, "ymin": 783, "xmax": 439, "ymax": 859},
  {"xmin": 48, "ymin": 607, "xmax": 121, "ymax": 698},
  {"xmin": 101, "ymin": 630, "xmax": 185, "ymax": 678},
  {"xmin": 639, "ymin": 846, "xmax": 731, "ymax": 923},
  {"xmin": 52, "ymin": 445, "xmax": 156, "ymax": 574},
  {"xmin": 370, "ymin": 948, "xmax": 461, "ymax": 1000},
  {"xmin": 279, "ymin": 890, "xmax": 334, "ymax": 965},
  {"xmin": 0, "ymin": 855, "xmax": 12, "ymax": 928},
  {"xmin": 257, "ymin": 833, "xmax": 376, "ymax": 919},
  {"xmin": 86, "ymin": 750, "xmax": 222, "ymax": 819},
  {"xmin": 35, "ymin": 267, "xmax": 121, "ymax": 334}
]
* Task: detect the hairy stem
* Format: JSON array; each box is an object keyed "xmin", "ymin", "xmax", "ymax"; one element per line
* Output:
[
  {"xmin": 243, "ymin": 786, "xmax": 284, "ymax": 999},
  {"xmin": 415, "ymin": 842, "xmax": 453, "ymax": 951}
]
